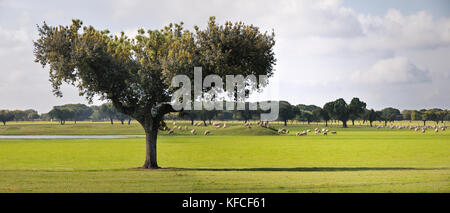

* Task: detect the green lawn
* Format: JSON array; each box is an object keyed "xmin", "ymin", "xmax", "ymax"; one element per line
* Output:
[{"xmin": 0, "ymin": 123, "xmax": 448, "ymax": 192}]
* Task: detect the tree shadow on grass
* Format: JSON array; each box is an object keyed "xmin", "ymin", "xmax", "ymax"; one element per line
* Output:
[{"xmin": 167, "ymin": 167, "xmax": 448, "ymax": 172}]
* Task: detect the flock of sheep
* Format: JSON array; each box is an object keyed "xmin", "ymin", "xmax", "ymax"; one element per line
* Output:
[
  {"xmin": 164, "ymin": 121, "xmax": 227, "ymax": 135},
  {"xmin": 163, "ymin": 121, "xmax": 338, "ymax": 136},
  {"xmin": 164, "ymin": 121, "xmax": 447, "ymax": 136},
  {"xmin": 277, "ymin": 127, "xmax": 337, "ymax": 136},
  {"xmin": 376, "ymin": 124, "xmax": 447, "ymax": 133}
]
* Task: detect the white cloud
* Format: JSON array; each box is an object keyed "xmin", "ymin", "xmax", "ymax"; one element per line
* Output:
[{"xmin": 351, "ymin": 57, "xmax": 431, "ymax": 84}]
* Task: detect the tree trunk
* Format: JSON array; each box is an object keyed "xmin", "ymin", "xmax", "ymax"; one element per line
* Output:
[
  {"xmin": 121, "ymin": 120, "xmax": 124, "ymax": 125},
  {"xmin": 369, "ymin": 120, "xmax": 373, "ymax": 127},
  {"xmin": 110, "ymin": 118, "xmax": 114, "ymax": 125},
  {"xmin": 423, "ymin": 120, "xmax": 426, "ymax": 126},
  {"xmin": 284, "ymin": 120, "xmax": 287, "ymax": 126},
  {"xmin": 325, "ymin": 120, "xmax": 328, "ymax": 127},
  {"xmin": 191, "ymin": 119, "xmax": 194, "ymax": 125},
  {"xmin": 142, "ymin": 118, "xmax": 159, "ymax": 169},
  {"xmin": 352, "ymin": 120, "xmax": 355, "ymax": 126},
  {"xmin": 203, "ymin": 120, "xmax": 207, "ymax": 126},
  {"xmin": 74, "ymin": 120, "xmax": 77, "ymax": 124},
  {"xmin": 342, "ymin": 120, "xmax": 347, "ymax": 128},
  {"xmin": 384, "ymin": 120, "xmax": 387, "ymax": 126},
  {"xmin": 128, "ymin": 119, "xmax": 131, "ymax": 125},
  {"xmin": 2, "ymin": 121, "xmax": 5, "ymax": 126}
]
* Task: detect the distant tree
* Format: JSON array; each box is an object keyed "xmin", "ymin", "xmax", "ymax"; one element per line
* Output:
[
  {"xmin": 348, "ymin": 97, "xmax": 366, "ymax": 126},
  {"xmin": 179, "ymin": 110, "xmax": 197, "ymax": 125},
  {"xmin": 48, "ymin": 106, "xmax": 74, "ymax": 125},
  {"xmin": 237, "ymin": 103, "xmax": 255, "ymax": 124},
  {"xmin": 116, "ymin": 112, "xmax": 131, "ymax": 125},
  {"xmin": 301, "ymin": 110, "xmax": 313, "ymax": 125},
  {"xmin": 421, "ymin": 111, "xmax": 430, "ymax": 126},
  {"xmin": 279, "ymin": 101, "xmax": 295, "ymax": 126},
  {"xmin": 0, "ymin": 110, "xmax": 15, "ymax": 126},
  {"xmin": 64, "ymin": 104, "xmax": 93, "ymax": 124},
  {"xmin": 89, "ymin": 106, "xmax": 106, "ymax": 121},
  {"xmin": 411, "ymin": 110, "xmax": 421, "ymax": 122},
  {"xmin": 364, "ymin": 109, "xmax": 378, "ymax": 127},
  {"xmin": 401, "ymin": 110, "xmax": 413, "ymax": 121},
  {"xmin": 436, "ymin": 110, "xmax": 448, "ymax": 123},
  {"xmin": 40, "ymin": 113, "xmax": 51, "ymax": 121},
  {"xmin": 380, "ymin": 107, "xmax": 401, "ymax": 126},
  {"xmin": 424, "ymin": 110, "xmax": 439, "ymax": 125},
  {"xmin": 12, "ymin": 110, "xmax": 27, "ymax": 121},
  {"xmin": 312, "ymin": 108, "xmax": 322, "ymax": 124},
  {"xmin": 324, "ymin": 98, "xmax": 350, "ymax": 128},
  {"xmin": 25, "ymin": 109, "xmax": 40, "ymax": 121},
  {"xmin": 295, "ymin": 104, "xmax": 321, "ymax": 112},
  {"xmin": 99, "ymin": 103, "xmax": 117, "ymax": 125},
  {"xmin": 322, "ymin": 102, "xmax": 334, "ymax": 127}
]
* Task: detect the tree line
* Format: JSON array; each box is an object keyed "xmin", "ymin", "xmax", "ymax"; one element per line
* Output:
[
  {"xmin": 275, "ymin": 98, "xmax": 449, "ymax": 127},
  {"xmin": 0, "ymin": 103, "xmax": 130, "ymax": 125},
  {"xmin": 1, "ymin": 98, "xmax": 448, "ymax": 127}
]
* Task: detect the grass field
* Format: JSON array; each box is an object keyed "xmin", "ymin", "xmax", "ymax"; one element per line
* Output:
[{"xmin": 0, "ymin": 121, "xmax": 449, "ymax": 192}]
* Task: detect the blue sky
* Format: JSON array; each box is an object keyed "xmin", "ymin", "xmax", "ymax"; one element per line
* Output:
[{"xmin": 0, "ymin": 0, "xmax": 449, "ymax": 113}]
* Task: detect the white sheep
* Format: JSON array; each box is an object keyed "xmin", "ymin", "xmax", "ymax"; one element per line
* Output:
[{"xmin": 204, "ymin": 130, "xmax": 210, "ymax": 135}]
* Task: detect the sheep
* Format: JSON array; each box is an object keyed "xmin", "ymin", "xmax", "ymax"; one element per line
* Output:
[
  {"xmin": 168, "ymin": 130, "xmax": 174, "ymax": 134},
  {"xmin": 190, "ymin": 129, "xmax": 196, "ymax": 135},
  {"xmin": 184, "ymin": 126, "xmax": 188, "ymax": 130},
  {"xmin": 306, "ymin": 129, "xmax": 311, "ymax": 133},
  {"xmin": 178, "ymin": 126, "xmax": 182, "ymax": 130},
  {"xmin": 315, "ymin": 130, "xmax": 319, "ymax": 135},
  {"xmin": 296, "ymin": 131, "xmax": 306, "ymax": 136},
  {"xmin": 204, "ymin": 130, "xmax": 210, "ymax": 135},
  {"xmin": 223, "ymin": 123, "xmax": 227, "ymax": 128},
  {"xmin": 323, "ymin": 131, "xmax": 327, "ymax": 136},
  {"xmin": 173, "ymin": 122, "xmax": 176, "ymax": 126},
  {"xmin": 314, "ymin": 128, "xmax": 319, "ymax": 131},
  {"xmin": 247, "ymin": 125, "xmax": 252, "ymax": 129},
  {"xmin": 331, "ymin": 131, "xmax": 337, "ymax": 134},
  {"xmin": 435, "ymin": 128, "xmax": 439, "ymax": 133},
  {"xmin": 286, "ymin": 130, "xmax": 289, "ymax": 134},
  {"xmin": 422, "ymin": 128, "xmax": 426, "ymax": 133}
]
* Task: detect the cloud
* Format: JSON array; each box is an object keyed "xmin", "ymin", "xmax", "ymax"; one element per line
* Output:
[
  {"xmin": 355, "ymin": 9, "xmax": 450, "ymax": 50},
  {"xmin": 351, "ymin": 57, "xmax": 431, "ymax": 84}
]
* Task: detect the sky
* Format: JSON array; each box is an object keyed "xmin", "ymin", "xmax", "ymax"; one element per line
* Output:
[{"xmin": 0, "ymin": 0, "xmax": 449, "ymax": 113}]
